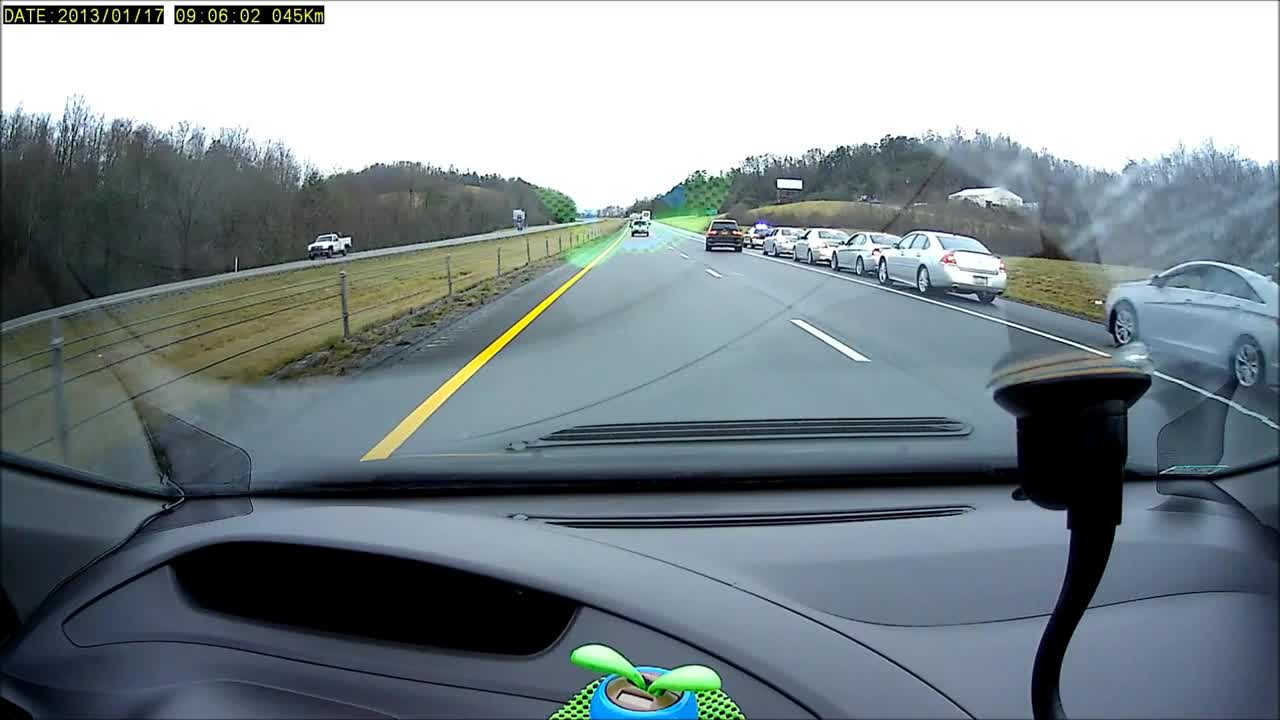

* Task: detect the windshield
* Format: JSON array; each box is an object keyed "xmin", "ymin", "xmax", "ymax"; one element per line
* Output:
[
  {"xmin": 938, "ymin": 235, "xmax": 991, "ymax": 254},
  {"xmin": 2, "ymin": 1, "xmax": 1276, "ymax": 497}
]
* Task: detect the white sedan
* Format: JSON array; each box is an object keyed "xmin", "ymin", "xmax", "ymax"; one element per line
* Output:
[
  {"xmin": 1106, "ymin": 260, "xmax": 1279, "ymax": 389},
  {"xmin": 793, "ymin": 228, "xmax": 850, "ymax": 265}
]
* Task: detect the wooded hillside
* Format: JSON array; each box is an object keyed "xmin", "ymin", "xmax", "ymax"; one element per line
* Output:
[
  {"xmin": 631, "ymin": 131, "xmax": 1278, "ymax": 273},
  {"xmin": 1, "ymin": 97, "xmax": 575, "ymax": 321}
]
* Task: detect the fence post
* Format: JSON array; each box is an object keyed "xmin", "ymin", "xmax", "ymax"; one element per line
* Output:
[
  {"xmin": 526, "ymin": 237, "xmax": 531, "ymax": 265},
  {"xmin": 446, "ymin": 255, "xmax": 453, "ymax": 296},
  {"xmin": 339, "ymin": 271, "xmax": 350, "ymax": 339},
  {"xmin": 49, "ymin": 317, "xmax": 69, "ymax": 462},
  {"xmin": 545, "ymin": 237, "xmax": 549, "ymax": 257},
  {"xmin": 234, "ymin": 256, "xmax": 238, "ymax": 273},
  {"xmin": 559, "ymin": 237, "xmax": 563, "ymax": 253},
  {"xmin": 497, "ymin": 247, "xmax": 502, "ymax": 276}
]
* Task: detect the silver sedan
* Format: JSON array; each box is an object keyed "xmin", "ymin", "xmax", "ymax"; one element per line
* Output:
[
  {"xmin": 1105, "ymin": 260, "xmax": 1279, "ymax": 389},
  {"xmin": 877, "ymin": 230, "xmax": 1007, "ymax": 303},
  {"xmin": 762, "ymin": 227, "xmax": 804, "ymax": 258},
  {"xmin": 793, "ymin": 228, "xmax": 850, "ymax": 265},
  {"xmin": 832, "ymin": 232, "xmax": 901, "ymax": 276}
]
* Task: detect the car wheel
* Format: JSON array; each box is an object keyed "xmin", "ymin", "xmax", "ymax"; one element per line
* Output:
[
  {"xmin": 1111, "ymin": 302, "xmax": 1138, "ymax": 345},
  {"xmin": 878, "ymin": 259, "xmax": 891, "ymax": 286},
  {"xmin": 854, "ymin": 256, "xmax": 864, "ymax": 275},
  {"xmin": 977, "ymin": 292, "xmax": 996, "ymax": 304},
  {"xmin": 704, "ymin": 243, "xmax": 711, "ymax": 252},
  {"xmin": 916, "ymin": 267, "xmax": 931, "ymax": 295},
  {"xmin": 734, "ymin": 245, "xmax": 742, "ymax": 253},
  {"xmin": 808, "ymin": 251, "xmax": 816, "ymax": 265},
  {"xmin": 830, "ymin": 253, "xmax": 840, "ymax": 271},
  {"xmin": 1232, "ymin": 336, "xmax": 1264, "ymax": 388}
]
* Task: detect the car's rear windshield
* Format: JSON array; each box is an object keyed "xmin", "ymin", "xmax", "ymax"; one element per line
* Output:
[
  {"xmin": 818, "ymin": 230, "xmax": 848, "ymax": 240},
  {"xmin": 938, "ymin": 234, "xmax": 990, "ymax": 254},
  {"xmin": 871, "ymin": 234, "xmax": 899, "ymax": 245},
  {"xmin": 711, "ymin": 221, "xmax": 738, "ymax": 230}
]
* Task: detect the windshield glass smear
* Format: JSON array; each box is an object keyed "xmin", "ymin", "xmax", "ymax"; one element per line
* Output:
[{"xmin": 0, "ymin": 1, "xmax": 1276, "ymax": 496}]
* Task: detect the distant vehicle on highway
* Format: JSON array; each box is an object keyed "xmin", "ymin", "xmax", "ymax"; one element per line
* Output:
[
  {"xmin": 704, "ymin": 219, "xmax": 744, "ymax": 252},
  {"xmin": 743, "ymin": 225, "xmax": 769, "ymax": 249},
  {"xmin": 832, "ymin": 231, "xmax": 901, "ymax": 275},
  {"xmin": 631, "ymin": 218, "xmax": 651, "ymax": 237},
  {"xmin": 641, "ymin": 210, "xmax": 651, "ymax": 222},
  {"xmin": 877, "ymin": 230, "xmax": 1006, "ymax": 303},
  {"xmin": 513, "ymin": 209, "xmax": 526, "ymax": 231},
  {"xmin": 762, "ymin": 227, "xmax": 804, "ymax": 257},
  {"xmin": 1106, "ymin": 260, "xmax": 1279, "ymax": 389},
  {"xmin": 307, "ymin": 233, "xmax": 352, "ymax": 260},
  {"xmin": 793, "ymin": 228, "xmax": 850, "ymax": 265}
]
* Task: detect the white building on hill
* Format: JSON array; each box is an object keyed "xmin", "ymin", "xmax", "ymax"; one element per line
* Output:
[{"xmin": 948, "ymin": 186, "xmax": 1025, "ymax": 209}]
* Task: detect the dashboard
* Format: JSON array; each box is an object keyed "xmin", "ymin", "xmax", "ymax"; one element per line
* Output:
[{"xmin": 1, "ymin": 475, "xmax": 1277, "ymax": 719}]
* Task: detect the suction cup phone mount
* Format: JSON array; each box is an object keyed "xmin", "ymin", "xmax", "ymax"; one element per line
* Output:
[{"xmin": 990, "ymin": 346, "xmax": 1153, "ymax": 720}]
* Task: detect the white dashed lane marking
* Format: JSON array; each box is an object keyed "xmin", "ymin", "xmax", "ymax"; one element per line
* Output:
[{"xmin": 791, "ymin": 318, "xmax": 871, "ymax": 362}]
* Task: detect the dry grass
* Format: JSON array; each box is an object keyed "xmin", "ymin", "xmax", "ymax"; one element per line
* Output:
[
  {"xmin": 1, "ymin": 221, "xmax": 622, "ymax": 463},
  {"xmin": 656, "ymin": 216, "xmax": 715, "ymax": 233},
  {"xmin": 1003, "ymin": 258, "xmax": 1154, "ymax": 321}
]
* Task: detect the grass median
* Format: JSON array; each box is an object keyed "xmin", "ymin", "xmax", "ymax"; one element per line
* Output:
[
  {"xmin": 1, "ymin": 221, "xmax": 622, "ymax": 468},
  {"xmin": 1002, "ymin": 258, "xmax": 1153, "ymax": 321}
]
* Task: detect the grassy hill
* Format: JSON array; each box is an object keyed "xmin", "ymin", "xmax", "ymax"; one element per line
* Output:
[
  {"xmin": 734, "ymin": 200, "xmax": 1066, "ymax": 259},
  {"xmin": 532, "ymin": 185, "xmax": 579, "ymax": 224}
]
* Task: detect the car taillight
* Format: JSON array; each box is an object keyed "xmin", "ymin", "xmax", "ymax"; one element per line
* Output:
[
  {"xmin": 998, "ymin": 258, "xmax": 1006, "ymax": 272},
  {"xmin": 941, "ymin": 252, "xmax": 957, "ymax": 266},
  {"xmin": 871, "ymin": 248, "xmax": 881, "ymax": 256}
]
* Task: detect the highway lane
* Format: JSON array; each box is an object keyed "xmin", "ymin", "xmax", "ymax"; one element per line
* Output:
[
  {"xmin": 147, "ymin": 221, "xmax": 1275, "ymax": 485},
  {"xmin": 0, "ymin": 219, "xmax": 600, "ymax": 334},
  {"xmin": 350, "ymin": 222, "xmax": 1275, "ymax": 471}
]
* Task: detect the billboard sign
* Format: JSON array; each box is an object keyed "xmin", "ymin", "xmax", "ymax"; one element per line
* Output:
[{"xmin": 776, "ymin": 178, "xmax": 803, "ymax": 191}]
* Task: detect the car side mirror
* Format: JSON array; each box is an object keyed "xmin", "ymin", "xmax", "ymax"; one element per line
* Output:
[
  {"xmin": 892, "ymin": 242, "xmax": 902, "ymax": 249},
  {"xmin": 1149, "ymin": 274, "xmax": 1164, "ymax": 287}
]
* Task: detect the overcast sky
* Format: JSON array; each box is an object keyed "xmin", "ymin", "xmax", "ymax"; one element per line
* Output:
[{"xmin": 2, "ymin": 1, "xmax": 1276, "ymax": 209}]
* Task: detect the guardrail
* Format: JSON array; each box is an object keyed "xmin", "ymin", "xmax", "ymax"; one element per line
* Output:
[
  {"xmin": 0, "ymin": 219, "xmax": 600, "ymax": 335},
  {"xmin": 1, "ymin": 222, "xmax": 623, "ymax": 461}
]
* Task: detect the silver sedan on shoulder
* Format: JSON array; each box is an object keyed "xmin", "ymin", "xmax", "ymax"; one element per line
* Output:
[
  {"xmin": 793, "ymin": 228, "xmax": 850, "ymax": 265},
  {"xmin": 762, "ymin": 227, "xmax": 804, "ymax": 258},
  {"xmin": 877, "ymin": 230, "xmax": 1007, "ymax": 303},
  {"xmin": 831, "ymin": 231, "xmax": 901, "ymax": 275},
  {"xmin": 1105, "ymin": 260, "xmax": 1279, "ymax": 389}
]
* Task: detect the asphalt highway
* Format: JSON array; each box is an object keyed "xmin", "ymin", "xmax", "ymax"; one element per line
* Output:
[{"xmin": 175, "ymin": 221, "xmax": 1277, "ymax": 484}]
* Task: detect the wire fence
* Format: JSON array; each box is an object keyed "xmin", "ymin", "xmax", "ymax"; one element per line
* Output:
[{"xmin": 2, "ymin": 222, "xmax": 623, "ymax": 461}]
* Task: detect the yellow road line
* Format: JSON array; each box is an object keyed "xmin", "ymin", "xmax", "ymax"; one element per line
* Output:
[{"xmin": 361, "ymin": 230, "xmax": 626, "ymax": 461}]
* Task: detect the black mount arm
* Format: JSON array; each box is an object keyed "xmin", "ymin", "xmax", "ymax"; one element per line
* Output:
[{"xmin": 990, "ymin": 348, "xmax": 1153, "ymax": 720}]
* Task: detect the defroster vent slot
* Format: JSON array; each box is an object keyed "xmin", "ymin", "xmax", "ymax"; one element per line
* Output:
[{"xmin": 517, "ymin": 505, "xmax": 973, "ymax": 529}]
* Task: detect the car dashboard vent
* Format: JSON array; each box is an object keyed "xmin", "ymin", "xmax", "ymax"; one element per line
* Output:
[
  {"xmin": 524, "ymin": 417, "xmax": 971, "ymax": 447},
  {"xmin": 515, "ymin": 505, "xmax": 973, "ymax": 529}
]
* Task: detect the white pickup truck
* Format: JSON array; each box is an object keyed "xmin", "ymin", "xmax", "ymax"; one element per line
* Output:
[{"xmin": 307, "ymin": 233, "xmax": 352, "ymax": 260}]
